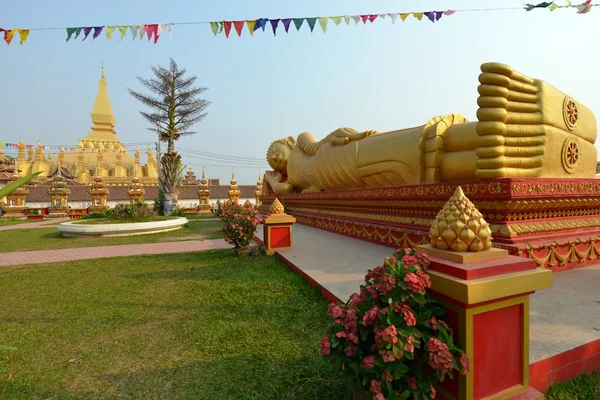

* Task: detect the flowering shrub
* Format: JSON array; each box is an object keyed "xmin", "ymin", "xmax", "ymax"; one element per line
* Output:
[
  {"xmin": 219, "ymin": 200, "xmax": 262, "ymax": 249},
  {"xmin": 321, "ymin": 248, "xmax": 469, "ymax": 400}
]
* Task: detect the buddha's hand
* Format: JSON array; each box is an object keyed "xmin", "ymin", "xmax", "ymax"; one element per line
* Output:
[
  {"xmin": 265, "ymin": 170, "xmax": 283, "ymax": 184},
  {"xmin": 331, "ymin": 129, "xmax": 378, "ymax": 146}
]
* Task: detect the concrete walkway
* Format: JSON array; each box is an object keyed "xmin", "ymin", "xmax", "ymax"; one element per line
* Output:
[
  {"xmin": 256, "ymin": 224, "xmax": 600, "ymax": 364},
  {"xmin": 0, "ymin": 239, "xmax": 231, "ymax": 266},
  {"xmin": 0, "ymin": 220, "xmax": 62, "ymax": 231}
]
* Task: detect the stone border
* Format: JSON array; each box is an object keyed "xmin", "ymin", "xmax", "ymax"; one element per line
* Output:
[{"xmin": 58, "ymin": 217, "xmax": 189, "ymax": 237}]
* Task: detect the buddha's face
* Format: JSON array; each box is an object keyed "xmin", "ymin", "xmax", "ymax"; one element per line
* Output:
[{"xmin": 267, "ymin": 141, "xmax": 291, "ymax": 173}]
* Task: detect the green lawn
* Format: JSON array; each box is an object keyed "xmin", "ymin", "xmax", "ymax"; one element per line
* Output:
[
  {"xmin": 546, "ymin": 371, "xmax": 600, "ymax": 400},
  {"xmin": 0, "ymin": 251, "xmax": 348, "ymax": 399},
  {"xmin": 0, "ymin": 220, "xmax": 225, "ymax": 253},
  {"xmin": 0, "ymin": 219, "xmax": 47, "ymax": 226},
  {"xmin": 185, "ymin": 214, "xmax": 218, "ymax": 220}
]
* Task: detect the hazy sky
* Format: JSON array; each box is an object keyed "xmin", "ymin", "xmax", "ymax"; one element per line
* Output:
[{"xmin": 2, "ymin": 0, "xmax": 599, "ymax": 185}]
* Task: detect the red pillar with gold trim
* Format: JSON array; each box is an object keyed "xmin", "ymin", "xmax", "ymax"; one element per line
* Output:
[
  {"xmin": 416, "ymin": 187, "xmax": 552, "ymax": 400},
  {"xmin": 263, "ymin": 198, "xmax": 296, "ymax": 255}
]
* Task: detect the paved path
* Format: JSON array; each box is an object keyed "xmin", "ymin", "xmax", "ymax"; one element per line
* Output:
[
  {"xmin": 0, "ymin": 220, "xmax": 62, "ymax": 231},
  {"xmin": 256, "ymin": 224, "xmax": 600, "ymax": 364},
  {"xmin": 0, "ymin": 239, "xmax": 231, "ymax": 266}
]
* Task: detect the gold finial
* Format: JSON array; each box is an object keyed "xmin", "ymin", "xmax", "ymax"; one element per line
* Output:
[
  {"xmin": 269, "ymin": 198, "xmax": 285, "ymax": 215},
  {"xmin": 101, "ymin": 62, "xmax": 105, "ymax": 79},
  {"xmin": 429, "ymin": 186, "xmax": 492, "ymax": 252}
]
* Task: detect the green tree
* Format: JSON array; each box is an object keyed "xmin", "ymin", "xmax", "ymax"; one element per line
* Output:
[{"xmin": 129, "ymin": 58, "xmax": 211, "ymax": 214}]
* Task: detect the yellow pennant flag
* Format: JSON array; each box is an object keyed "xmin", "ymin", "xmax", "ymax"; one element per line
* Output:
[
  {"xmin": 399, "ymin": 13, "xmax": 410, "ymax": 21},
  {"xmin": 412, "ymin": 13, "xmax": 424, "ymax": 21},
  {"xmin": 105, "ymin": 26, "xmax": 116, "ymax": 41},
  {"xmin": 117, "ymin": 26, "xmax": 128, "ymax": 41},
  {"xmin": 246, "ymin": 20, "xmax": 257, "ymax": 36},
  {"xmin": 330, "ymin": 16, "xmax": 342, "ymax": 25},
  {"xmin": 318, "ymin": 17, "xmax": 329, "ymax": 33},
  {"xmin": 18, "ymin": 29, "xmax": 30, "ymax": 45}
]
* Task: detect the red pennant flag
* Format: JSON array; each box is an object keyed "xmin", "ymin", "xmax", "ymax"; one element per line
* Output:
[
  {"xmin": 360, "ymin": 15, "xmax": 368, "ymax": 24},
  {"xmin": 145, "ymin": 24, "xmax": 158, "ymax": 42},
  {"xmin": 368, "ymin": 15, "xmax": 378, "ymax": 23},
  {"xmin": 233, "ymin": 21, "xmax": 245, "ymax": 37},
  {"xmin": 223, "ymin": 21, "xmax": 232, "ymax": 38}
]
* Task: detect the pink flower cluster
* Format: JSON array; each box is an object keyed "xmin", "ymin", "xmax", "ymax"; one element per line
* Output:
[
  {"xmin": 394, "ymin": 303, "xmax": 417, "ymax": 327},
  {"xmin": 404, "ymin": 269, "xmax": 432, "ymax": 293},
  {"xmin": 219, "ymin": 200, "xmax": 262, "ymax": 249},
  {"xmin": 426, "ymin": 338, "xmax": 454, "ymax": 374}
]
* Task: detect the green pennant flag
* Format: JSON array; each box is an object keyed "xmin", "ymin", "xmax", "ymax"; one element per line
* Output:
[
  {"xmin": 293, "ymin": 18, "xmax": 304, "ymax": 31},
  {"xmin": 318, "ymin": 17, "xmax": 329, "ymax": 33},
  {"xmin": 105, "ymin": 26, "xmax": 116, "ymax": 41},
  {"xmin": 66, "ymin": 27, "xmax": 82, "ymax": 42},
  {"xmin": 306, "ymin": 17, "xmax": 317, "ymax": 32},
  {"xmin": 210, "ymin": 22, "xmax": 219, "ymax": 35},
  {"xmin": 117, "ymin": 26, "xmax": 128, "ymax": 41},
  {"xmin": 330, "ymin": 16, "xmax": 342, "ymax": 25},
  {"xmin": 218, "ymin": 21, "xmax": 224, "ymax": 33}
]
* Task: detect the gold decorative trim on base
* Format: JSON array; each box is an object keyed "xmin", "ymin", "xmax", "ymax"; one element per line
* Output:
[
  {"xmin": 426, "ymin": 268, "xmax": 552, "ymax": 305},
  {"xmin": 417, "ymin": 244, "xmax": 509, "ymax": 264}
]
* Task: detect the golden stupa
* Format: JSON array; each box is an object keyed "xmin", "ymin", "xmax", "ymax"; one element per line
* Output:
[{"xmin": 15, "ymin": 64, "xmax": 158, "ymax": 186}]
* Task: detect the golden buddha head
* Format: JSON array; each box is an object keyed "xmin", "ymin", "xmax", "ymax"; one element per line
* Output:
[{"xmin": 267, "ymin": 136, "xmax": 296, "ymax": 173}]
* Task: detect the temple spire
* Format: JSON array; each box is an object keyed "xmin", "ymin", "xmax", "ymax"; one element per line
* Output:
[{"xmin": 90, "ymin": 63, "xmax": 116, "ymax": 129}]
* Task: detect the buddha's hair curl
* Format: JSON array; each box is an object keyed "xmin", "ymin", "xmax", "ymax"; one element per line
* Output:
[{"xmin": 266, "ymin": 136, "xmax": 296, "ymax": 161}]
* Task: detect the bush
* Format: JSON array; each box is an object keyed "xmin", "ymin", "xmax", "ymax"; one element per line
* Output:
[
  {"xmin": 83, "ymin": 212, "xmax": 106, "ymax": 220},
  {"xmin": 113, "ymin": 203, "xmax": 133, "ymax": 219},
  {"xmin": 154, "ymin": 189, "xmax": 165, "ymax": 216},
  {"xmin": 132, "ymin": 202, "xmax": 152, "ymax": 219},
  {"xmin": 171, "ymin": 207, "xmax": 185, "ymax": 217},
  {"xmin": 218, "ymin": 201, "xmax": 262, "ymax": 249},
  {"xmin": 321, "ymin": 248, "xmax": 469, "ymax": 400}
]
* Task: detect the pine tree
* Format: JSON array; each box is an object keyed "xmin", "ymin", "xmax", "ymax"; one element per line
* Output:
[{"xmin": 129, "ymin": 58, "xmax": 210, "ymax": 214}]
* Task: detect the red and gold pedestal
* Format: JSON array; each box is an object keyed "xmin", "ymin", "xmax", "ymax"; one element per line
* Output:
[
  {"xmin": 416, "ymin": 245, "xmax": 553, "ymax": 400},
  {"xmin": 262, "ymin": 198, "xmax": 296, "ymax": 255}
]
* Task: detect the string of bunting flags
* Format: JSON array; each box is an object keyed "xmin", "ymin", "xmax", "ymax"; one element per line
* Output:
[
  {"xmin": 0, "ymin": 1, "xmax": 596, "ymax": 46},
  {"xmin": 0, "ymin": 143, "xmax": 131, "ymax": 152}
]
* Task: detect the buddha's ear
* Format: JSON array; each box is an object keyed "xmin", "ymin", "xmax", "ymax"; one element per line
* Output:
[{"xmin": 285, "ymin": 136, "xmax": 296, "ymax": 148}]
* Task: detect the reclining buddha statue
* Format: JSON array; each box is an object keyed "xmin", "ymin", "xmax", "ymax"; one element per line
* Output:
[{"xmin": 263, "ymin": 62, "xmax": 598, "ymax": 196}]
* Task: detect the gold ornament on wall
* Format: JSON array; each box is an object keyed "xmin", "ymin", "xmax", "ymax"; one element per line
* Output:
[
  {"xmin": 561, "ymin": 137, "xmax": 580, "ymax": 174},
  {"xmin": 563, "ymin": 96, "xmax": 579, "ymax": 131},
  {"xmin": 429, "ymin": 186, "xmax": 492, "ymax": 252}
]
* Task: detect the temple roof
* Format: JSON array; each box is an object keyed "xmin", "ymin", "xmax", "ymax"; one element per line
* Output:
[{"xmin": 47, "ymin": 163, "xmax": 76, "ymax": 180}]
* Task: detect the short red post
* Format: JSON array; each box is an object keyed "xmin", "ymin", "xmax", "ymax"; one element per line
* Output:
[{"xmin": 262, "ymin": 198, "xmax": 296, "ymax": 255}]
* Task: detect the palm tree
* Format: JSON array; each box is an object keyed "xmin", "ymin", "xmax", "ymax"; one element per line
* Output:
[{"xmin": 129, "ymin": 58, "xmax": 211, "ymax": 214}]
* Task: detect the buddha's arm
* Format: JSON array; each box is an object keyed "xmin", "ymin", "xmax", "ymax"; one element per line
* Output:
[
  {"xmin": 297, "ymin": 128, "xmax": 378, "ymax": 156},
  {"xmin": 264, "ymin": 170, "xmax": 294, "ymax": 195}
]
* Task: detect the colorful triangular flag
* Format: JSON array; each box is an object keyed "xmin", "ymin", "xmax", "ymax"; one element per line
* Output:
[
  {"xmin": 293, "ymin": 18, "xmax": 304, "ymax": 31},
  {"xmin": 379, "ymin": 14, "xmax": 387, "ymax": 20},
  {"xmin": 210, "ymin": 22, "xmax": 219, "ymax": 36},
  {"xmin": 82, "ymin": 27, "xmax": 93, "ymax": 41},
  {"xmin": 351, "ymin": 15, "xmax": 361, "ymax": 24},
  {"xmin": 246, "ymin": 20, "xmax": 257, "ymax": 35},
  {"xmin": 331, "ymin": 16, "xmax": 342, "ymax": 25},
  {"xmin": 524, "ymin": 2, "xmax": 554, "ymax": 11},
  {"xmin": 157, "ymin": 23, "xmax": 166, "ymax": 37},
  {"xmin": 233, "ymin": 21, "xmax": 245, "ymax": 37},
  {"xmin": 318, "ymin": 17, "xmax": 328, "ymax": 32},
  {"xmin": 388, "ymin": 13, "xmax": 399, "ymax": 23},
  {"xmin": 130, "ymin": 25, "xmax": 139, "ymax": 40},
  {"xmin": 18, "ymin": 29, "xmax": 29, "ymax": 45},
  {"xmin": 344, "ymin": 15, "xmax": 351, "ymax": 25},
  {"xmin": 66, "ymin": 27, "xmax": 81, "ymax": 42},
  {"xmin": 223, "ymin": 21, "xmax": 232, "ymax": 38},
  {"xmin": 258, "ymin": 18, "xmax": 269, "ymax": 31},
  {"xmin": 576, "ymin": 0, "xmax": 593, "ymax": 13},
  {"xmin": 105, "ymin": 26, "xmax": 116, "ymax": 41},
  {"xmin": 412, "ymin": 13, "xmax": 424, "ymax": 21},
  {"xmin": 368, "ymin": 15, "xmax": 378, "ymax": 23},
  {"xmin": 444, "ymin": 10, "xmax": 456, "ymax": 16},
  {"xmin": 118, "ymin": 26, "xmax": 128, "ymax": 41},
  {"xmin": 306, "ymin": 17, "xmax": 317, "ymax": 32},
  {"xmin": 282, "ymin": 18, "xmax": 292, "ymax": 32},
  {"xmin": 92, "ymin": 26, "xmax": 103, "ymax": 40},
  {"xmin": 399, "ymin": 13, "xmax": 410, "ymax": 21},
  {"xmin": 270, "ymin": 19, "xmax": 280, "ymax": 36},
  {"xmin": 360, "ymin": 15, "xmax": 368, "ymax": 24},
  {"xmin": 3, "ymin": 29, "xmax": 17, "ymax": 45}
]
